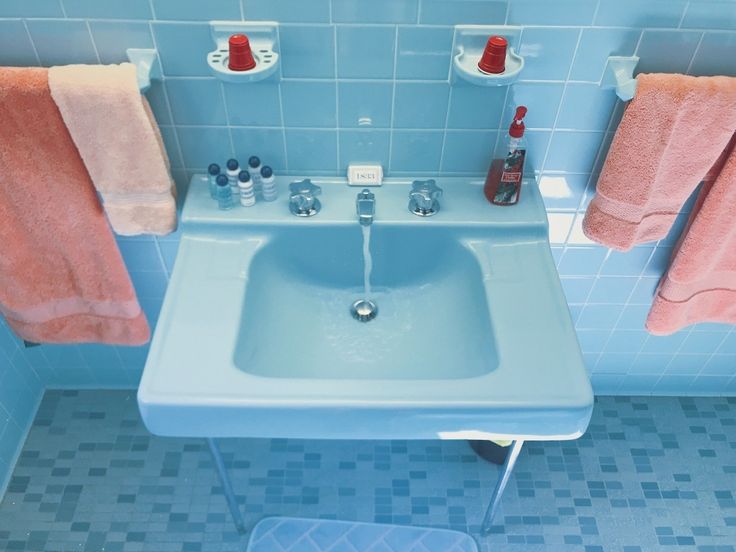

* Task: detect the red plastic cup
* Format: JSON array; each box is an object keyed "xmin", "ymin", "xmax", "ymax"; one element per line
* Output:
[
  {"xmin": 228, "ymin": 34, "xmax": 256, "ymax": 71},
  {"xmin": 478, "ymin": 35, "xmax": 507, "ymax": 74}
]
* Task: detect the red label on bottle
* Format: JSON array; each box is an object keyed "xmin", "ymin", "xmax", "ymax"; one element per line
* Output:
[{"xmin": 500, "ymin": 171, "xmax": 522, "ymax": 183}]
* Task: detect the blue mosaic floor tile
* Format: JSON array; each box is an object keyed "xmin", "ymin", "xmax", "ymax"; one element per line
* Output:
[
  {"xmin": 1, "ymin": 391, "xmax": 736, "ymax": 551},
  {"xmin": 247, "ymin": 517, "xmax": 478, "ymax": 552}
]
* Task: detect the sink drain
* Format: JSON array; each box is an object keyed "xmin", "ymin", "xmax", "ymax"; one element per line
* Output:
[{"xmin": 351, "ymin": 299, "xmax": 378, "ymax": 322}]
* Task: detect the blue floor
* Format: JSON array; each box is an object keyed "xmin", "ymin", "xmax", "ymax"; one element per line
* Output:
[{"xmin": 1, "ymin": 391, "xmax": 735, "ymax": 551}]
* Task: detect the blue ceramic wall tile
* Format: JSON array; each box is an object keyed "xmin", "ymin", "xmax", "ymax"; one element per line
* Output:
[
  {"xmin": 419, "ymin": 0, "xmax": 506, "ymax": 25},
  {"xmin": 176, "ymin": 127, "xmax": 233, "ymax": 168},
  {"xmin": 636, "ymin": 30, "xmax": 702, "ymax": 74},
  {"xmin": 159, "ymin": 127, "xmax": 183, "ymax": 169},
  {"xmin": 243, "ymin": 0, "xmax": 330, "ymax": 22},
  {"xmin": 231, "ymin": 128, "xmax": 287, "ymax": 171},
  {"xmin": 557, "ymin": 85, "xmax": 618, "ymax": 132},
  {"xmin": 587, "ymin": 277, "xmax": 638, "ymax": 304},
  {"xmin": 595, "ymin": 0, "xmax": 688, "ymax": 28},
  {"xmin": 280, "ymin": 25, "xmax": 335, "ymax": 79},
  {"xmin": 332, "ymin": 0, "xmax": 418, "ymax": 23},
  {"xmin": 336, "ymin": 26, "xmax": 395, "ymax": 79},
  {"xmin": 702, "ymin": 354, "xmax": 736, "ymax": 376},
  {"xmin": 545, "ymin": 131, "xmax": 605, "ymax": 173},
  {"xmin": 600, "ymin": 247, "xmax": 654, "ymax": 276},
  {"xmin": 223, "ymin": 82, "xmax": 282, "ymax": 126},
  {"xmin": 447, "ymin": 84, "xmax": 505, "ymax": 129},
  {"xmin": 88, "ymin": 22, "xmax": 154, "ymax": 64},
  {"xmin": 393, "ymin": 83, "xmax": 449, "ymax": 129},
  {"xmin": 522, "ymin": 130, "xmax": 552, "ymax": 174},
  {"xmin": 64, "ymin": 0, "xmax": 152, "ymax": 18},
  {"xmin": 338, "ymin": 130, "xmax": 391, "ymax": 171},
  {"xmin": 146, "ymin": 81, "xmax": 172, "ymax": 125},
  {"xmin": 616, "ymin": 304, "xmax": 651, "ymax": 329},
  {"xmin": 560, "ymin": 277, "xmax": 595, "ymax": 304},
  {"xmin": 642, "ymin": 332, "xmax": 688, "ymax": 354},
  {"xmin": 504, "ymin": 83, "xmax": 564, "ymax": 130},
  {"xmin": 281, "ymin": 81, "xmax": 336, "ymax": 127},
  {"xmin": 152, "ymin": 23, "xmax": 212, "ymax": 77},
  {"xmin": 396, "ymin": 26, "xmax": 453, "ymax": 80},
  {"xmin": 682, "ymin": 2, "xmax": 736, "ymax": 30},
  {"xmin": 0, "ymin": 0, "xmax": 63, "ymax": 17},
  {"xmin": 118, "ymin": 242, "xmax": 165, "ymax": 273},
  {"xmin": 557, "ymin": 247, "xmax": 608, "ymax": 276},
  {"xmin": 718, "ymin": 333, "xmax": 736, "ymax": 354},
  {"xmin": 596, "ymin": 352, "xmax": 637, "ymax": 373},
  {"xmin": 689, "ymin": 32, "xmax": 736, "ymax": 77},
  {"xmin": 441, "ymin": 130, "xmax": 497, "ymax": 172},
  {"xmin": 538, "ymin": 173, "xmax": 588, "ymax": 210},
  {"xmin": 508, "ymin": 0, "xmax": 597, "ymax": 25},
  {"xmin": 576, "ymin": 304, "xmax": 623, "ymax": 330},
  {"xmin": 644, "ymin": 246, "xmax": 673, "ymax": 276},
  {"xmin": 285, "ymin": 129, "xmax": 338, "ymax": 171},
  {"xmin": 681, "ymin": 332, "xmax": 729, "ymax": 355},
  {"xmin": 628, "ymin": 353, "xmax": 672, "ymax": 375},
  {"xmin": 665, "ymin": 354, "xmax": 709, "ymax": 375},
  {"xmin": 570, "ymin": 28, "xmax": 641, "ymax": 83},
  {"xmin": 338, "ymin": 82, "xmax": 393, "ymax": 128},
  {"xmin": 0, "ymin": 21, "xmax": 38, "ymax": 67},
  {"xmin": 628, "ymin": 277, "xmax": 659, "ymax": 304},
  {"xmin": 153, "ymin": 0, "xmax": 241, "ymax": 20},
  {"xmin": 390, "ymin": 130, "xmax": 444, "ymax": 172},
  {"xmin": 25, "ymin": 20, "xmax": 98, "ymax": 66},
  {"xmin": 166, "ymin": 79, "xmax": 227, "ymax": 125},
  {"xmin": 519, "ymin": 27, "xmax": 580, "ymax": 81},
  {"xmin": 604, "ymin": 330, "xmax": 648, "ymax": 353},
  {"xmin": 577, "ymin": 329, "xmax": 611, "ymax": 353}
]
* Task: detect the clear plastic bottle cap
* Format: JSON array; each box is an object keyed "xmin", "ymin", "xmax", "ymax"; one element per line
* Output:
[
  {"xmin": 226, "ymin": 158, "xmax": 239, "ymax": 171},
  {"xmin": 248, "ymin": 156, "xmax": 261, "ymax": 168},
  {"xmin": 208, "ymin": 163, "xmax": 220, "ymax": 176},
  {"xmin": 216, "ymin": 174, "xmax": 229, "ymax": 186},
  {"xmin": 260, "ymin": 165, "xmax": 273, "ymax": 178}
]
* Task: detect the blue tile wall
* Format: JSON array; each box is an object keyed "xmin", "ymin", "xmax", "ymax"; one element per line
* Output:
[{"xmin": 2, "ymin": 0, "xmax": 736, "ymax": 491}]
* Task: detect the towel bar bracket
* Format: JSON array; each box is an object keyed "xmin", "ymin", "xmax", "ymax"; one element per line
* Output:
[
  {"xmin": 126, "ymin": 48, "xmax": 161, "ymax": 93},
  {"xmin": 600, "ymin": 55, "xmax": 639, "ymax": 102}
]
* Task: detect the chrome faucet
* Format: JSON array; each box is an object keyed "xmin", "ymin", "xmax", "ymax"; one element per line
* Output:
[
  {"xmin": 356, "ymin": 188, "xmax": 375, "ymax": 226},
  {"xmin": 408, "ymin": 179, "xmax": 442, "ymax": 217},
  {"xmin": 288, "ymin": 179, "xmax": 322, "ymax": 217}
]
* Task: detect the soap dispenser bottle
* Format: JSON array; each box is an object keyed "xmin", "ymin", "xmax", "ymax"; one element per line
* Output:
[{"xmin": 484, "ymin": 106, "xmax": 527, "ymax": 206}]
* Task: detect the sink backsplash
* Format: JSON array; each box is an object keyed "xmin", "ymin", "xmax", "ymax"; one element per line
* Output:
[{"xmin": 1, "ymin": 0, "xmax": 736, "ymax": 413}]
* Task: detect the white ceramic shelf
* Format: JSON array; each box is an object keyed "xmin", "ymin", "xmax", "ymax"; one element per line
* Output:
[
  {"xmin": 207, "ymin": 20, "xmax": 280, "ymax": 83},
  {"xmin": 600, "ymin": 55, "xmax": 639, "ymax": 101},
  {"xmin": 452, "ymin": 25, "xmax": 524, "ymax": 86}
]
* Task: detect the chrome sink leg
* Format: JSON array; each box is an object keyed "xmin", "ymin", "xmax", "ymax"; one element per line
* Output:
[
  {"xmin": 480, "ymin": 439, "xmax": 524, "ymax": 534},
  {"xmin": 207, "ymin": 438, "xmax": 247, "ymax": 534}
]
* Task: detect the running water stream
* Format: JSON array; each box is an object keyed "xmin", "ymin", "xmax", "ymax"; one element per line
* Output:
[{"xmin": 361, "ymin": 224, "xmax": 372, "ymax": 298}]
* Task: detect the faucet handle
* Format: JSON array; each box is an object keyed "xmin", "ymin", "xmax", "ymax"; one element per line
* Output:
[
  {"xmin": 409, "ymin": 179, "xmax": 442, "ymax": 217},
  {"xmin": 289, "ymin": 179, "xmax": 322, "ymax": 217}
]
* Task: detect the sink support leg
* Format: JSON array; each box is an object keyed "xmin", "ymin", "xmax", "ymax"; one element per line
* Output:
[
  {"xmin": 480, "ymin": 439, "xmax": 524, "ymax": 534},
  {"xmin": 207, "ymin": 438, "xmax": 247, "ymax": 534}
]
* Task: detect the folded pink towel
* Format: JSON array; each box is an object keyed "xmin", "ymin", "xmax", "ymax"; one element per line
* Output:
[
  {"xmin": 647, "ymin": 134, "xmax": 736, "ymax": 334},
  {"xmin": 48, "ymin": 63, "xmax": 177, "ymax": 236},
  {"xmin": 0, "ymin": 67, "xmax": 149, "ymax": 345},
  {"xmin": 583, "ymin": 74, "xmax": 736, "ymax": 251}
]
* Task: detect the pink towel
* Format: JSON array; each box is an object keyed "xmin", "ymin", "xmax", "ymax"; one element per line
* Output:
[
  {"xmin": 48, "ymin": 63, "xmax": 177, "ymax": 236},
  {"xmin": 0, "ymin": 67, "xmax": 150, "ymax": 345},
  {"xmin": 582, "ymin": 73, "xmax": 736, "ymax": 335},
  {"xmin": 583, "ymin": 74, "xmax": 736, "ymax": 251}
]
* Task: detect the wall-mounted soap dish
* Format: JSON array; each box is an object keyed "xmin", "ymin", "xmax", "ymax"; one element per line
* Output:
[
  {"xmin": 452, "ymin": 25, "xmax": 524, "ymax": 86},
  {"xmin": 600, "ymin": 55, "xmax": 639, "ymax": 101},
  {"xmin": 126, "ymin": 48, "xmax": 160, "ymax": 93},
  {"xmin": 207, "ymin": 20, "xmax": 280, "ymax": 83}
]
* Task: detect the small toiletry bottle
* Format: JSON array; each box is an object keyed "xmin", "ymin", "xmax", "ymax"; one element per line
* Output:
[
  {"xmin": 215, "ymin": 174, "xmax": 233, "ymax": 210},
  {"xmin": 207, "ymin": 163, "xmax": 220, "ymax": 199},
  {"xmin": 260, "ymin": 166, "xmax": 278, "ymax": 201},
  {"xmin": 226, "ymin": 158, "xmax": 240, "ymax": 196},
  {"xmin": 248, "ymin": 156, "xmax": 262, "ymax": 194},
  {"xmin": 484, "ymin": 106, "xmax": 527, "ymax": 206},
  {"xmin": 238, "ymin": 170, "xmax": 256, "ymax": 207}
]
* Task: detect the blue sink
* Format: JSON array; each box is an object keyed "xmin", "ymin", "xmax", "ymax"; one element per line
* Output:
[{"xmin": 138, "ymin": 177, "xmax": 593, "ymax": 442}]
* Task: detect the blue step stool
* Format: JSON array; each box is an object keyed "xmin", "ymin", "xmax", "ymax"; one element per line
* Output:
[{"xmin": 247, "ymin": 517, "xmax": 479, "ymax": 552}]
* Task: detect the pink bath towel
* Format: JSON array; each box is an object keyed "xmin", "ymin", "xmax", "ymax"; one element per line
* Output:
[
  {"xmin": 0, "ymin": 67, "xmax": 150, "ymax": 345},
  {"xmin": 582, "ymin": 73, "xmax": 736, "ymax": 335},
  {"xmin": 48, "ymin": 63, "xmax": 177, "ymax": 236},
  {"xmin": 583, "ymin": 74, "xmax": 736, "ymax": 251},
  {"xmin": 647, "ymin": 134, "xmax": 736, "ymax": 334}
]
